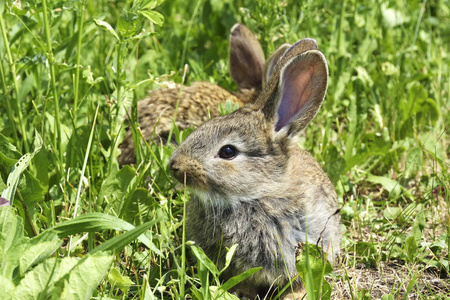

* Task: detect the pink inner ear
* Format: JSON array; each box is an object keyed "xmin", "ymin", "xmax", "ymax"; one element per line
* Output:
[{"xmin": 276, "ymin": 63, "xmax": 315, "ymax": 131}]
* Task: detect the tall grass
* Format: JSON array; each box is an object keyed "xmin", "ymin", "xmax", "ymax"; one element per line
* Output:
[{"xmin": 0, "ymin": 0, "xmax": 449, "ymax": 299}]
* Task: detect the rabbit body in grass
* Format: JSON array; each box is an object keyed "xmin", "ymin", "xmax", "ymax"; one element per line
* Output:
[
  {"xmin": 119, "ymin": 24, "xmax": 271, "ymax": 165},
  {"xmin": 169, "ymin": 39, "xmax": 341, "ymax": 299}
]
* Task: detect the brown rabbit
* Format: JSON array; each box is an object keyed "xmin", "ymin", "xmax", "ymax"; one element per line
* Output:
[
  {"xmin": 169, "ymin": 38, "xmax": 340, "ymax": 299},
  {"xmin": 118, "ymin": 24, "xmax": 281, "ymax": 165}
]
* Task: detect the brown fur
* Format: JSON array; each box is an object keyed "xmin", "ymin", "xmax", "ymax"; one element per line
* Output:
[
  {"xmin": 169, "ymin": 40, "xmax": 340, "ymax": 299},
  {"xmin": 118, "ymin": 24, "xmax": 265, "ymax": 165}
]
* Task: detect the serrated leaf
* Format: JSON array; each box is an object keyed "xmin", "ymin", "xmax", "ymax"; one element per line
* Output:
[
  {"xmin": 93, "ymin": 19, "xmax": 120, "ymax": 41},
  {"xmin": 118, "ymin": 9, "xmax": 142, "ymax": 38},
  {"xmin": 57, "ymin": 252, "xmax": 114, "ymax": 300},
  {"xmin": 139, "ymin": 10, "xmax": 164, "ymax": 26},
  {"xmin": 15, "ymin": 257, "xmax": 58, "ymax": 299},
  {"xmin": 19, "ymin": 230, "xmax": 61, "ymax": 275}
]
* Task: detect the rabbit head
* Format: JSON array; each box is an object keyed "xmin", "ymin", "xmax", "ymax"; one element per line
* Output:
[
  {"xmin": 170, "ymin": 38, "xmax": 340, "ymax": 298},
  {"xmin": 169, "ymin": 38, "xmax": 327, "ymax": 204}
]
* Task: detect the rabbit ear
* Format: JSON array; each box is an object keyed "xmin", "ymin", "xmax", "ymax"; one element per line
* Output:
[
  {"xmin": 260, "ymin": 39, "xmax": 328, "ymax": 136},
  {"xmin": 229, "ymin": 24, "xmax": 265, "ymax": 92},
  {"xmin": 263, "ymin": 43, "xmax": 290, "ymax": 87}
]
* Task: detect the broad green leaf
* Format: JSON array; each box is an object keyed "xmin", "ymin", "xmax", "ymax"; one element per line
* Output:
[
  {"xmin": 340, "ymin": 204, "xmax": 355, "ymax": 221},
  {"xmin": 108, "ymin": 267, "xmax": 134, "ymax": 294},
  {"xmin": 354, "ymin": 241, "xmax": 378, "ymax": 264},
  {"xmin": 93, "ymin": 19, "xmax": 120, "ymax": 41},
  {"xmin": 222, "ymin": 244, "xmax": 238, "ymax": 273},
  {"xmin": 139, "ymin": 10, "xmax": 164, "ymax": 26},
  {"xmin": 0, "ymin": 206, "xmax": 25, "ymax": 251},
  {"xmin": 366, "ymin": 175, "xmax": 402, "ymax": 200},
  {"xmin": 124, "ymin": 188, "xmax": 156, "ymax": 224},
  {"xmin": 383, "ymin": 206, "xmax": 401, "ymax": 220},
  {"xmin": 0, "ymin": 275, "xmax": 15, "ymax": 300},
  {"xmin": 57, "ymin": 252, "xmax": 114, "ymax": 300},
  {"xmin": 142, "ymin": 0, "xmax": 159, "ymax": 10},
  {"xmin": 190, "ymin": 245, "xmax": 219, "ymax": 276},
  {"xmin": 405, "ymin": 236, "xmax": 418, "ymax": 263},
  {"xmin": 51, "ymin": 212, "xmax": 163, "ymax": 257},
  {"xmin": 296, "ymin": 242, "xmax": 333, "ymax": 300},
  {"xmin": 381, "ymin": 294, "xmax": 395, "ymax": 300},
  {"xmin": 19, "ymin": 230, "xmax": 61, "ymax": 275},
  {"xmin": 210, "ymin": 286, "xmax": 240, "ymax": 300},
  {"xmin": 118, "ymin": 9, "xmax": 143, "ymax": 38},
  {"xmin": 0, "ymin": 207, "xmax": 28, "ymax": 278},
  {"xmin": 218, "ymin": 267, "xmax": 262, "ymax": 293},
  {"xmin": 0, "ymin": 133, "xmax": 21, "ymax": 160},
  {"xmin": 90, "ymin": 218, "xmax": 161, "ymax": 254},
  {"xmin": 15, "ymin": 257, "xmax": 59, "ymax": 299},
  {"xmin": 381, "ymin": 3, "xmax": 409, "ymax": 28},
  {"xmin": 324, "ymin": 145, "xmax": 346, "ymax": 185},
  {"xmin": 98, "ymin": 166, "xmax": 136, "ymax": 215},
  {"xmin": 66, "ymin": 125, "xmax": 91, "ymax": 168},
  {"xmin": 1, "ymin": 131, "xmax": 42, "ymax": 205},
  {"xmin": 405, "ymin": 147, "xmax": 423, "ymax": 179},
  {"xmin": 18, "ymin": 171, "xmax": 45, "ymax": 209}
]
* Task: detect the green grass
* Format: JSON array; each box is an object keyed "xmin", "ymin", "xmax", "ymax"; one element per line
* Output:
[{"xmin": 0, "ymin": 0, "xmax": 449, "ymax": 299}]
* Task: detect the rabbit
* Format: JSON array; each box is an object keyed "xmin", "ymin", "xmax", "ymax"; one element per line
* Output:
[
  {"xmin": 119, "ymin": 24, "xmax": 275, "ymax": 165},
  {"xmin": 169, "ymin": 38, "xmax": 341, "ymax": 299}
]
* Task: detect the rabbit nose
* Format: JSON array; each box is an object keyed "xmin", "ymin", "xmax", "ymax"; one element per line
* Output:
[{"xmin": 169, "ymin": 158, "xmax": 180, "ymax": 173}]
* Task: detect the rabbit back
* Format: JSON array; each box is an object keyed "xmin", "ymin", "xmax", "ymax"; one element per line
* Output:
[
  {"xmin": 118, "ymin": 24, "xmax": 265, "ymax": 165},
  {"xmin": 118, "ymin": 82, "xmax": 257, "ymax": 165}
]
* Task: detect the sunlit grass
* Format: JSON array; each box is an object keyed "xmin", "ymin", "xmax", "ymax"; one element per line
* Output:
[{"xmin": 0, "ymin": 0, "xmax": 449, "ymax": 299}]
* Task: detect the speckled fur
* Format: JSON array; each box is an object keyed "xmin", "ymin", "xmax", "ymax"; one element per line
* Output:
[
  {"xmin": 118, "ymin": 24, "xmax": 266, "ymax": 165},
  {"xmin": 169, "ymin": 39, "xmax": 340, "ymax": 299}
]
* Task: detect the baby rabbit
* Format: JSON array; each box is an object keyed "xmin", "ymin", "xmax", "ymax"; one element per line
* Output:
[
  {"xmin": 169, "ymin": 38, "xmax": 340, "ymax": 299},
  {"xmin": 119, "ymin": 24, "xmax": 270, "ymax": 165}
]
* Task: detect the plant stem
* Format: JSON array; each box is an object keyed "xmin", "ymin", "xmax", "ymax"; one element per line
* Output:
[
  {"xmin": 0, "ymin": 46, "xmax": 19, "ymax": 145},
  {"xmin": 68, "ymin": 104, "xmax": 99, "ymax": 256},
  {"xmin": 42, "ymin": 0, "xmax": 63, "ymax": 163},
  {"xmin": 73, "ymin": 0, "xmax": 86, "ymax": 121},
  {"xmin": 108, "ymin": 42, "xmax": 125, "ymax": 172},
  {"xmin": 0, "ymin": 11, "xmax": 28, "ymax": 152},
  {"xmin": 179, "ymin": 174, "xmax": 187, "ymax": 300}
]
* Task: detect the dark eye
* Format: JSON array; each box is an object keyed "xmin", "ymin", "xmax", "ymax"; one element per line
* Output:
[{"xmin": 218, "ymin": 145, "xmax": 238, "ymax": 159}]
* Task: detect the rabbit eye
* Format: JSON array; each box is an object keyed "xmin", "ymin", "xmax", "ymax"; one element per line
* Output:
[{"xmin": 218, "ymin": 145, "xmax": 237, "ymax": 159}]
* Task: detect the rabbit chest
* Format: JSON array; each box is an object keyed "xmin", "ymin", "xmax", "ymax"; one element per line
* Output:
[{"xmin": 186, "ymin": 198, "xmax": 306, "ymax": 293}]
